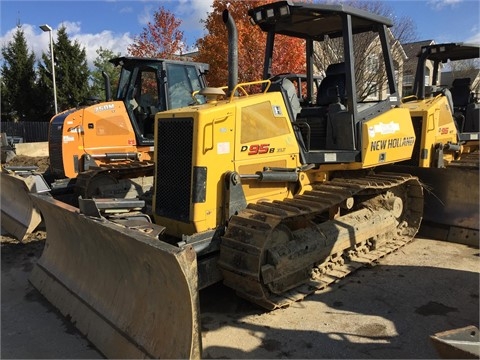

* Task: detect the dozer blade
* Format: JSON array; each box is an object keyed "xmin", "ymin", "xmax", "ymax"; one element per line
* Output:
[
  {"xmin": 0, "ymin": 171, "xmax": 47, "ymax": 241},
  {"xmin": 29, "ymin": 194, "xmax": 201, "ymax": 359},
  {"xmin": 389, "ymin": 165, "xmax": 479, "ymax": 245},
  {"xmin": 430, "ymin": 325, "xmax": 480, "ymax": 359}
]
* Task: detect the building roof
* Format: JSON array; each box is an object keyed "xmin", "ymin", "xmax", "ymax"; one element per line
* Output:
[{"xmin": 402, "ymin": 40, "xmax": 435, "ymax": 74}]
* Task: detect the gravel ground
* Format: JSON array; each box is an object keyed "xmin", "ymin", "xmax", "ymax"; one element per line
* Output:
[
  {"xmin": 1, "ymin": 231, "xmax": 478, "ymax": 359},
  {"xmin": 2, "ymin": 156, "xmax": 478, "ymax": 359}
]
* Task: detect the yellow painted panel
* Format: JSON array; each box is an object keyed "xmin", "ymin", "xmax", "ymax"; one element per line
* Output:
[{"xmin": 362, "ymin": 107, "xmax": 416, "ymax": 166}]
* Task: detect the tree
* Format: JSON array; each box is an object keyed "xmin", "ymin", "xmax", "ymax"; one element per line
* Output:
[
  {"xmin": 90, "ymin": 47, "xmax": 121, "ymax": 100},
  {"xmin": 194, "ymin": 0, "xmax": 305, "ymax": 87},
  {"xmin": 127, "ymin": 6, "xmax": 187, "ymax": 59},
  {"xmin": 37, "ymin": 26, "xmax": 90, "ymax": 117},
  {"xmin": 1, "ymin": 26, "xmax": 37, "ymax": 121},
  {"xmin": 449, "ymin": 59, "xmax": 480, "ymax": 80},
  {"xmin": 312, "ymin": 1, "xmax": 418, "ymax": 101}
]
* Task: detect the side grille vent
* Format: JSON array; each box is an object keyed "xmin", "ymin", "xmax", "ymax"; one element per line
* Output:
[{"xmin": 155, "ymin": 117, "xmax": 194, "ymax": 222}]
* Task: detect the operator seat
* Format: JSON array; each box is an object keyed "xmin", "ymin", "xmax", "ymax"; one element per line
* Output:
[
  {"xmin": 449, "ymin": 78, "xmax": 473, "ymax": 132},
  {"xmin": 139, "ymin": 93, "xmax": 156, "ymax": 138},
  {"xmin": 464, "ymin": 102, "xmax": 480, "ymax": 133},
  {"xmin": 450, "ymin": 77, "xmax": 472, "ymax": 110},
  {"xmin": 317, "ymin": 62, "xmax": 346, "ymax": 106}
]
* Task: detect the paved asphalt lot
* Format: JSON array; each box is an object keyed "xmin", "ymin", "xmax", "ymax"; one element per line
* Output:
[{"xmin": 1, "ymin": 233, "xmax": 479, "ymax": 359}]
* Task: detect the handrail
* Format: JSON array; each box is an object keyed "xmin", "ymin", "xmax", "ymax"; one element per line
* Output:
[{"xmin": 228, "ymin": 79, "xmax": 272, "ymax": 102}]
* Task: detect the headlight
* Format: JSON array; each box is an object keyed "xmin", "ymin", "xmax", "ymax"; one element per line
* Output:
[{"xmin": 279, "ymin": 5, "xmax": 289, "ymax": 16}]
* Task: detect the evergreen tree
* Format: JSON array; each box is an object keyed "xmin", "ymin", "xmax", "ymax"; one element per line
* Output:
[
  {"xmin": 37, "ymin": 26, "xmax": 90, "ymax": 116},
  {"xmin": 1, "ymin": 26, "xmax": 37, "ymax": 121},
  {"xmin": 90, "ymin": 47, "xmax": 121, "ymax": 100},
  {"xmin": 33, "ymin": 62, "xmax": 56, "ymax": 121}
]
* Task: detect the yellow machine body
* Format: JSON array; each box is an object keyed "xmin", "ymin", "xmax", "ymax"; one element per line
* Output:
[
  {"xmin": 154, "ymin": 89, "xmax": 301, "ymax": 236},
  {"xmin": 401, "ymin": 95, "xmax": 458, "ymax": 167},
  {"xmin": 391, "ymin": 42, "xmax": 479, "ymax": 239},
  {"xmin": 361, "ymin": 107, "xmax": 416, "ymax": 166},
  {"xmin": 154, "ymin": 83, "xmax": 418, "ymax": 238}
]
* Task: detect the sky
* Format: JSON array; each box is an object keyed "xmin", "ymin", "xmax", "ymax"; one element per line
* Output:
[{"xmin": 0, "ymin": 0, "xmax": 479, "ymax": 69}]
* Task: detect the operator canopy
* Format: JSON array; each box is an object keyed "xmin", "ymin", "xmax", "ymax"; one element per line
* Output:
[{"xmin": 249, "ymin": 0, "xmax": 393, "ymax": 40}]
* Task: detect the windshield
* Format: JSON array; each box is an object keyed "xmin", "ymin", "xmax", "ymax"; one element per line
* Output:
[
  {"xmin": 115, "ymin": 67, "xmax": 133, "ymax": 100},
  {"xmin": 166, "ymin": 63, "xmax": 206, "ymax": 108}
]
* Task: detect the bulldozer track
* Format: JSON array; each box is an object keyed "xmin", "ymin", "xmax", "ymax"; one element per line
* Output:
[
  {"xmin": 448, "ymin": 150, "xmax": 479, "ymax": 170},
  {"xmin": 75, "ymin": 160, "xmax": 155, "ymax": 198},
  {"xmin": 219, "ymin": 172, "xmax": 423, "ymax": 310}
]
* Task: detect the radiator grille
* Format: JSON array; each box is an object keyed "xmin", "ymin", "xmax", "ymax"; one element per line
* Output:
[{"xmin": 155, "ymin": 117, "xmax": 194, "ymax": 222}]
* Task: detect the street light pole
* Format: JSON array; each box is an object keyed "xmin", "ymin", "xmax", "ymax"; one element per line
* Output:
[{"xmin": 40, "ymin": 24, "xmax": 58, "ymax": 114}]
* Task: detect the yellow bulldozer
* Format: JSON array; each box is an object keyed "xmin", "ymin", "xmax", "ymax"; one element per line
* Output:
[
  {"xmin": 391, "ymin": 42, "xmax": 479, "ymax": 244},
  {"xmin": 29, "ymin": 1, "xmax": 427, "ymax": 358}
]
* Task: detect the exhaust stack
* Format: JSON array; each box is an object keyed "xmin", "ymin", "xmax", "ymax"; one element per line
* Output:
[
  {"xmin": 222, "ymin": 9, "xmax": 238, "ymax": 96},
  {"xmin": 102, "ymin": 71, "xmax": 112, "ymax": 101}
]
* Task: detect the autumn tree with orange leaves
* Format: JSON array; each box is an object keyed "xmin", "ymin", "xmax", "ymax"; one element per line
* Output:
[
  {"xmin": 194, "ymin": 0, "xmax": 305, "ymax": 87},
  {"xmin": 128, "ymin": 6, "xmax": 187, "ymax": 59}
]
